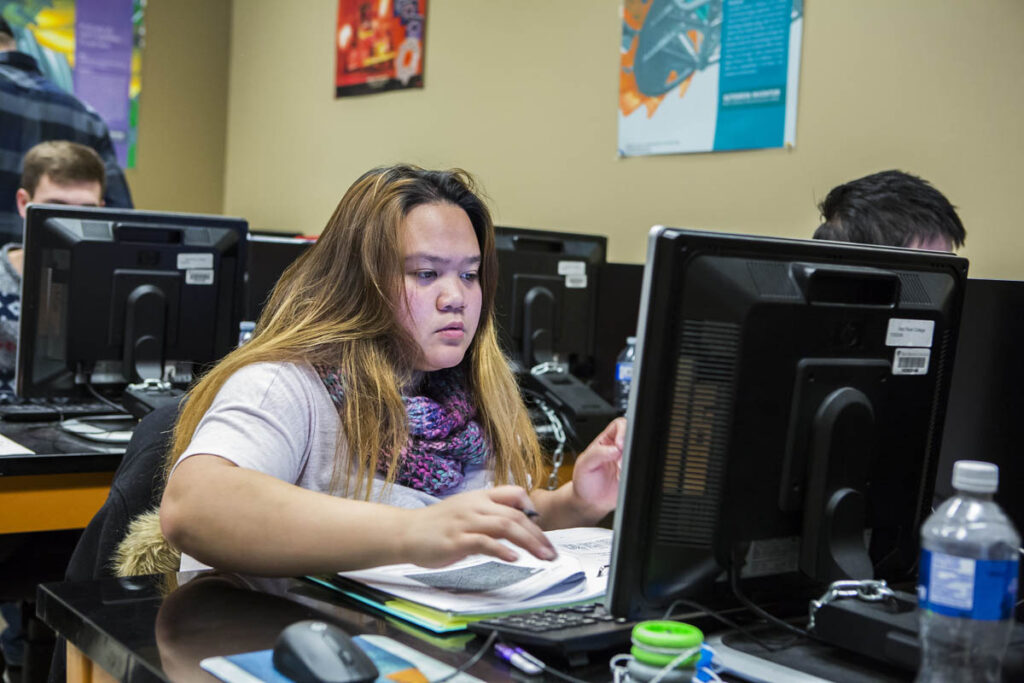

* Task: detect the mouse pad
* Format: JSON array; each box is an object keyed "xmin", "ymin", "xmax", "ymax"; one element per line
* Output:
[{"xmin": 200, "ymin": 634, "xmax": 484, "ymax": 683}]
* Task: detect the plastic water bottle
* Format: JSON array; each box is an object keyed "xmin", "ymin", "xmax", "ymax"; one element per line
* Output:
[
  {"xmin": 614, "ymin": 336, "xmax": 636, "ymax": 414},
  {"xmin": 238, "ymin": 320, "xmax": 255, "ymax": 346},
  {"xmin": 916, "ymin": 460, "xmax": 1020, "ymax": 682}
]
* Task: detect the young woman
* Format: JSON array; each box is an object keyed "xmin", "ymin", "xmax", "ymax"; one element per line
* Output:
[{"xmin": 159, "ymin": 165, "xmax": 626, "ymax": 575}]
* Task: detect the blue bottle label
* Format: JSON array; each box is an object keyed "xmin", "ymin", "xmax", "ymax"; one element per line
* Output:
[
  {"xmin": 615, "ymin": 362, "xmax": 633, "ymax": 381},
  {"xmin": 918, "ymin": 549, "xmax": 1019, "ymax": 620}
]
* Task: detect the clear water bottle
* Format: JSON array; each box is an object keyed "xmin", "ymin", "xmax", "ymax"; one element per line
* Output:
[
  {"xmin": 238, "ymin": 320, "xmax": 255, "ymax": 346},
  {"xmin": 614, "ymin": 336, "xmax": 636, "ymax": 414},
  {"xmin": 916, "ymin": 460, "xmax": 1020, "ymax": 682}
]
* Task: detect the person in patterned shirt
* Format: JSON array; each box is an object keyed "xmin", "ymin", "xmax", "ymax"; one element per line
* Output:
[{"xmin": 0, "ymin": 16, "xmax": 131, "ymax": 245}]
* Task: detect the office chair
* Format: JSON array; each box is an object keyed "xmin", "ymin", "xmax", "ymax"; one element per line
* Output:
[
  {"xmin": 65, "ymin": 403, "xmax": 180, "ymax": 580},
  {"xmin": 46, "ymin": 402, "xmax": 181, "ymax": 683}
]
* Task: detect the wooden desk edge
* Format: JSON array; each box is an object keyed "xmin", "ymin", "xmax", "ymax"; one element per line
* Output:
[
  {"xmin": 0, "ymin": 471, "xmax": 113, "ymax": 533},
  {"xmin": 67, "ymin": 643, "xmax": 118, "ymax": 683}
]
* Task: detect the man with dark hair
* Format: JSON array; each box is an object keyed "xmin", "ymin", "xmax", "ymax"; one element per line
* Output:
[
  {"xmin": 0, "ymin": 16, "xmax": 131, "ymax": 244},
  {"xmin": 813, "ymin": 170, "xmax": 966, "ymax": 252}
]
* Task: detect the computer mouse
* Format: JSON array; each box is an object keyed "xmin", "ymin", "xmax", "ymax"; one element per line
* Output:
[{"xmin": 272, "ymin": 620, "xmax": 379, "ymax": 683}]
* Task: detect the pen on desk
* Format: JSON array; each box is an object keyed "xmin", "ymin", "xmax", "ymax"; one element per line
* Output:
[{"xmin": 495, "ymin": 643, "xmax": 544, "ymax": 676}]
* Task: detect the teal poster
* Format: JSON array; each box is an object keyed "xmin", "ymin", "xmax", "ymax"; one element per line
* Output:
[{"xmin": 618, "ymin": 0, "xmax": 803, "ymax": 156}]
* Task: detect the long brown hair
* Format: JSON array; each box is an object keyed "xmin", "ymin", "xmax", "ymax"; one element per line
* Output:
[{"xmin": 166, "ymin": 165, "xmax": 544, "ymax": 496}]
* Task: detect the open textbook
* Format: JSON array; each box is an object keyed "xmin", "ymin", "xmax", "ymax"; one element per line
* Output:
[{"xmin": 307, "ymin": 527, "xmax": 612, "ymax": 632}]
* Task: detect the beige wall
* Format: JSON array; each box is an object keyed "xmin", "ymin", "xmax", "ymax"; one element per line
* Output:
[
  {"xmin": 220, "ymin": 0, "xmax": 1024, "ymax": 278},
  {"xmin": 125, "ymin": 0, "xmax": 230, "ymax": 216}
]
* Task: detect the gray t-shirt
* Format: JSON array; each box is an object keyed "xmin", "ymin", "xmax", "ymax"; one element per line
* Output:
[{"xmin": 174, "ymin": 361, "xmax": 494, "ymax": 571}]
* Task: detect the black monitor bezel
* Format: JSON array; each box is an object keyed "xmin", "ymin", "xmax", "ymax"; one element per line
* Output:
[
  {"xmin": 17, "ymin": 203, "xmax": 248, "ymax": 398},
  {"xmin": 244, "ymin": 233, "xmax": 316, "ymax": 322},
  {"xmin": 493, "ymin": 225, "xmax": 607, "ymax": 376},
  {"xmin": 938, "ymin": 278, "xmax": 1024, "ymax": 534},
  {"xmin": 606, "ymin": 226, "xmax": 968, "ymax": 620}
]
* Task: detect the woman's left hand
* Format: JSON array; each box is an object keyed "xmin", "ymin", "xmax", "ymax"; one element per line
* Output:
[{"xmin": 571, "ymin": 417, "xmax": 627, "ymax": 519}]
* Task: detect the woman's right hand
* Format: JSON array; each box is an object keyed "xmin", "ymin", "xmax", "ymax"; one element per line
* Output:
[{"xmin": 397, "ymin": 485, "xmax": 557, "ymax": 568}]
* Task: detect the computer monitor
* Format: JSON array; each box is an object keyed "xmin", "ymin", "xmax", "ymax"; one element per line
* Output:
[
  {"xmin": 245, "ymin": 233, "xmax": 315, "ymax": 322},
  {"xmin": 17, "ymin": 204, "xmax": 248, "ymax": 398},
  {"xmin": 494, "ymin": 226, "xmax": 606, "ymax": 378},
  {"xmin": 592, "ymin": 261, "xmax": 645, "ymax": 404},
  {"xmin": 938, "ymin": 278, "xmax": 1024, "ymax": 534},
  {"xmin": 493, "ymin": 226, "xmax": 617, "ymax": 448},
  {"xmin": 607, "ymin": 227, "xmax": 967, "ymax": 620}
]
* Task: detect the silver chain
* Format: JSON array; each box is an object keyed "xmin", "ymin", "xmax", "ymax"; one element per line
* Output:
[
  {"xmin": 808, "ymin": 579, "xmax": 896, "ymax": 630},
  {"xmin": 533, "ymin": 398, "xmax": 566, "ymax": 490},
  {"xmin": 528, "ymin": 362, "xmax": 570, "ymax": 489},
  {"xmin": 530, "ymin": 361, "xmax": 567, "ymax": 376}
]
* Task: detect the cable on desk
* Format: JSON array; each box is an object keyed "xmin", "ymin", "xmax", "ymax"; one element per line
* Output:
[
  {"xmin": 532, "ymin": 659, "xmax": 594, "ymax": 683},
  {"xmin": 492, "ymin": 635, "xmax": 595, "ymax": 683},
  {"xmin": 85, "ymin": 381, "xmax": 130, "ymax": 415},
  {"xmin": 646, "ymin": 646, "xmax": 703, "ymax": 683},
  {"xmin": 430, "ymin": 629, "xmax": 497, "ymax": 683},
  {"xmin": 533, "ymin": 664, "xmax": 594, "ymax": 683},
  {"xmin": 662, "ymin": 598, "xmax": 796, "ymax": 652},
  {"xmin": 726, "ymin": 549, "xmax": 814, "ymax": 647}
]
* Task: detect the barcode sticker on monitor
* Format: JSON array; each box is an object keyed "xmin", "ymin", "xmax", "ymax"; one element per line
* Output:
[
  {"xmin": 893, "ymin": 348, "xmax": 931, "ymax": 375},
  {"xmin": 565, "ymin": 274, "xmax": 587, "ymax": 289},
  {"xmin": 178, "ymin": 253, "xmax": 214, "ymax": 269},
  {"xmin": 186, "ymin": 269, "xmax": 214, "ymax": 285},
  {"xmin": 885, "ymin": 318, "xmax": 934, "ymax": 347},
  {"xmin": 557, "ymin": 260, "xmax": 586, "ymax": 276}
]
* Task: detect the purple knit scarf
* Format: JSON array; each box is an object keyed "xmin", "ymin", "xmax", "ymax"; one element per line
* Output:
[{"xmin": 316, "ymin": 366, "xmax": 489, "ymax": 495}]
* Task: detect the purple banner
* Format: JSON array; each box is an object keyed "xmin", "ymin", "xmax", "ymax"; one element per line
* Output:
[{"xmin": 73, "ymin": 0, "xmax": 134, "ymax": 166}]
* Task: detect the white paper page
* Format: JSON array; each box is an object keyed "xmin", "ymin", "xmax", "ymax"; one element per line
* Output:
[
  {"xmin": 545, "ymin": 526, "xmax": 613, "ymax": 597},
  {"xmin": 0, "ymin": 433, "xmax": 34, "ymax": 455},
  {"xmin": 340, "ymin": 527, "xmax": 612, "ymax": 615}
]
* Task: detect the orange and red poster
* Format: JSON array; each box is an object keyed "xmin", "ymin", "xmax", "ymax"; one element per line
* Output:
[{"xmin": 334, "ymin": 0, "xmax": 426, "ymax": 98}]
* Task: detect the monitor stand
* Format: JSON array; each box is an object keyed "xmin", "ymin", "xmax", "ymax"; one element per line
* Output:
[
  {"xmin": 122, "ymin": 378, "xmax": 185, "ymax": 418},
  {"xmin": 60, "ymin": 415, "xmax": 136, "ymax": 444},
  {"xmin": 703, "ymin": 633, "xmax": 834, "ymax": 682},
  {"xmin": 709, "ymin": 593, "xmax": 1024, "ymax": 681},
  {"xmin": 811, "ymin": 588, "xmax": 1024, "ymax": 677},
  {"xmin": 519, "ymin": 368, "xmax": 617, "ymax": 449},
  {"xmin": 708, "ymin": 630, "xmax": 835, "ymax": 683}
]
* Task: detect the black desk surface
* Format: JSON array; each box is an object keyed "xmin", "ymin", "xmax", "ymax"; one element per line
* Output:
[
  {"xmin": 0, "ymin": 420, "xmax": 125, "ymax": 476},
  {"xmin": 37, "ymin": 570, "xmax": 928, "ymax": 683},
  {"xmin": 37, "ymin": 571, "xmax": 621, "ymax": 683}
]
